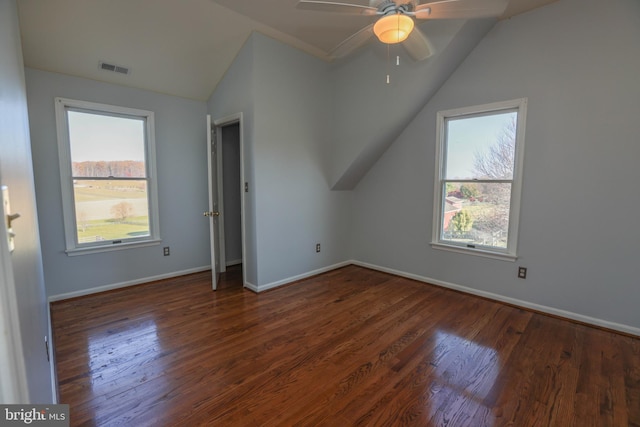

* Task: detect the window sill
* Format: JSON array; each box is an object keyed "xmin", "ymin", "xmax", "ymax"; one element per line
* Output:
[
  {"xmin": 430, "ymin": 242, "xmax": 517, "ymax": 262},
  {"xmin": 65, "ymin": 239, "xmax": 162, "ymax": 257}
]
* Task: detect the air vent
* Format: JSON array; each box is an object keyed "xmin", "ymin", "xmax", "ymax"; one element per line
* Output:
[{"xmin": 99, "ymin": 61, "xmax": 130, "ymax": 75}]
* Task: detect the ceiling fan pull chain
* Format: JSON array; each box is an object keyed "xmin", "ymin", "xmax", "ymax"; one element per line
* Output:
[{"xmin": 386, "ymin": 44, "xmax": 391, "ymax": 84}]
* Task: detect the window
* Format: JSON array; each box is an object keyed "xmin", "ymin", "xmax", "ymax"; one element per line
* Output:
[
  {"xmin": 432, "ymin": 98, "xmax": 527, "ymax": 260},
  {"xmin": 55, "ymin": 98, "xmax": 160, "ymax": 255}
]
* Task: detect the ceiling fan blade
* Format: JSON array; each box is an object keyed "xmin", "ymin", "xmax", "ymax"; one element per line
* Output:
[
  {"xmin": 330, "ymin": 24, "xmax": 374, "ymax": 59},
  {"xmin": 414, "ymin": 0, "xmax": 508, "ymax": 19},
  {"xmin": 297, "ymin": 0, "xmax": 378, "ymax": 15},
  {"xmin": 402, "ymin": 27, "xmax": 433, "ymax": 61}
]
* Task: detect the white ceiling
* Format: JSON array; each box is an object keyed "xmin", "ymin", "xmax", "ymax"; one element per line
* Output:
[{"xmin": 17, "ymin": 0, "xmax": 557, "ymax": 101}]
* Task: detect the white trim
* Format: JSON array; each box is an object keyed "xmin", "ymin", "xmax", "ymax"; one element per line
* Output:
[
  {"xmin": 46, "ymin": 259, "xmax": 640, "ymax": 337},
  {"xmin": 48, "ymin": 266, "xmax": 211, "ymax": 302},
  {"xmin": 54, "ymin": 97, "xmax": 160, "ymax": 254},
  {"xmin": 65, "ymin": 238, "xmax": 162, "ymax": 256},
  {"xmin": 243, "ymin": 281, "xmax": 259, "ymax": 293},
  {"xmin": 226, "ymin": 259, "xmax": 242, "ymax": 267},
  {"xmin": 351, "ymin": 260, "xmax": 640, "ymax": 337},
  {"xmin": 215, "ymin": 124, "xmax": 226, "ymax": 273},
  {"xmin": 430, "ymin": 242, "xmax": 517, "ymax": 262},
  {"xmin": 206, "ymin": 114, "xmax": 218, "ymax": 290},
  {"xmin": 432, "ymin": 98, "xmax": 527, "ymax": 259},
  {"xmin": 46, "ymin": 303, "xmax": 59, "ymax": 404},
  {"xmin": 254, "ymin": 261, "xmax": 352, "ymax": 293}
]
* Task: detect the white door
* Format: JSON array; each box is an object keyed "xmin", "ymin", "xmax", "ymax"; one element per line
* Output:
[
  {"xmin": 205, "ymin": 114, "xmax": 221, "ymax": 290},
  {"xmin": 0, "ymin": 185, "xmax": 29, "ymax": 402}
]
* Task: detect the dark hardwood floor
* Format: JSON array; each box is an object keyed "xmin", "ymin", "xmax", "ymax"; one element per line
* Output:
[{"xmin": 50, "ymin": 265, "xmax": 640, "ymax": 426}]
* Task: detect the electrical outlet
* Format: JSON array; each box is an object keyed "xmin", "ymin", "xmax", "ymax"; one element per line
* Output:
[
  {"xmin": 518, "ymin": 267, "xmax": 527, "ymax": 279},
  {"xmin": 315, "ymin": 243, "xmax": 321, "ymax": 253},
  {"xmin": 163, "ymin": 247, "xmax": 170, "ymax": 256}
]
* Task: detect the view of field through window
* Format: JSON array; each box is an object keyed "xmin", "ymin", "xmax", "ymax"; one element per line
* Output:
[
  {"xmin": 68, "ymin": 111, "xmax": 150, "ymax": 244},
  {"xmin": 441, "ymin": 111, "xmax": 517, "ymax": 249},
  {"xmin": 73, "ymin": 178, "xmax": 150, "ymax": 243}
]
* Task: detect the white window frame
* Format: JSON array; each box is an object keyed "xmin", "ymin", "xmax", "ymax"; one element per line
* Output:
[
  {"xmin": 431, "ymin": 98, "xmax": 527, "ymax": 261},
  {"xmin": 55, "ymin": 97, "xmax": 161, "ymax": 256}
]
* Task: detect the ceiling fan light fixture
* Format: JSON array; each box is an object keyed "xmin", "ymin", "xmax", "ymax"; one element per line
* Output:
[{"xmin": 373, "ymin": 13, "xmax": 414, "ymax": 44}]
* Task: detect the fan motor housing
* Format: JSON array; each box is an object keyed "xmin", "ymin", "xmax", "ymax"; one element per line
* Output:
[{"xmin": 377, "ymin": 0, "xmax": 414, "ymax": 16}]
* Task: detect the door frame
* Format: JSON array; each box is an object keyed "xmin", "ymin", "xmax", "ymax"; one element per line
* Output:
[
  {"xmin": 206, "ymin": 114, "xmax": 218, "ymax": 290},
  {"xmin": 212, "ymin": 113, "xmax": 247, "ymax": 288}
]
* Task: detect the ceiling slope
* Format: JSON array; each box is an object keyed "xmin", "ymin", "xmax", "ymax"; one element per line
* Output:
[
  {"xmin": 17, "ymin": 0, "xmax": 557, "ymax": 101},
  {"xmin": 329, "ymin": 17, "xmax": 497, "ymax": 190},
  {"xmin": 17, "ymin": 0, "xmax": 326, "ymax": 101}
]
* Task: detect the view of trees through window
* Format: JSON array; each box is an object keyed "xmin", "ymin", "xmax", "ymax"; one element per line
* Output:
[
  {"xmin": 68, "ymin": 111, "xmax": 150, "ymax": 244},
  {"xmin": 441, "ymin": 112, "xmax": 517, "ymax": 249}
]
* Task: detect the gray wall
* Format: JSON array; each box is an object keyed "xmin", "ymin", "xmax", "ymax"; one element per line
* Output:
[
  {"xmin": 0, "ymin": 0, "xmax": 53, "ymax": 402},
  {"xmin": 251, "ymin": 34, "xmax": 353, "ymax": 288},
  {"xmin": 26, "ymin": 69, "xmax": 211, "ymax": 298},
  {"xmin": 209, "ymin": 33, "xmax": 353, "ymax": 290},
  {"xmin": 351, "ymin": 0, "xmax": 640, "ymax": 331},
  {"xmin": 207, "ymin": 36, "xmax": 258, "ymax": 286}
]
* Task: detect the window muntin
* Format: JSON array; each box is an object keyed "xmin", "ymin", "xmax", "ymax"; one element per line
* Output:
[
  {"xmin": 55, "ymin": 98, "xmax": 160, "ymax": 254},
  {"xmin": 432, "ymin": 99, "xmax": 526, "ymax": 259}
]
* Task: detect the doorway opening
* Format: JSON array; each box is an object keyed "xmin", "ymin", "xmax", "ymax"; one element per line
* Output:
[
  {"xmin": 207, "ymin": 113, "xmax": 246, "ymax": 290},
  {"xmin": 217, "ymin": 121, "xmax": 243, "ymax": 289}
]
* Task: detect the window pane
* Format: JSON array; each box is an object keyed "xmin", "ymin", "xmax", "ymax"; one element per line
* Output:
[
  {"xmin": 74, "ymin": 180, "xmax": 150, "ymax": 243},
  {"xmin": 441, "ymin": 182, "xmax": 512, "ymax": 249},
  {"xmin": 68, "ymin": 111, "xmax": 146, "ymax": 178},
  {"xmin": 445, "ymin": 111, "xmax": 517, "ymax": 180}
]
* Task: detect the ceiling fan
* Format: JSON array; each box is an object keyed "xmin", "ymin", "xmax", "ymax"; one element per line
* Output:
[{"xmin": 297, "ymin": 0, "xmax": 509, "ymax": 61}]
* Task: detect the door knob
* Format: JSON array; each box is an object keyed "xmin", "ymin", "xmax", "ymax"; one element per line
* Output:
[{"xmin": 203, "ymin": 211, "xmax": 220, "ymax": 217}]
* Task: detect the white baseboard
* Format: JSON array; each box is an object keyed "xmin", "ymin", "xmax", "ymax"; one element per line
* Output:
[
  {"xmin": 255, "ymin": 261, "xmax": 352, "ymax": 293},
  {"xmin": 243, "ymin": 281, "xmax": 259, "ymax": 292},
  {"xmin": 46, "ymin": 303, "xmax": 59, "ymax": 404},
  {"xmin": 226, "ymin": 259, "xmax": 242, "ymax": 267},
  {"xmin": 47, "ymin": 260, "xmax": 640, "ymax": 337},
  {"xmin": 48, "ymin": 266, "xmax": 212, "ymax": 302},
  {"xmin": 351, "ymin": 260, "xmax": 640, "ymax": 337}
]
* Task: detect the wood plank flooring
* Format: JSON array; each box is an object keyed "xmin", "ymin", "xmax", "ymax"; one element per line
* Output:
[{"xmin": 50, "ymin": 265, "xmax": 640, "ymax": 426}]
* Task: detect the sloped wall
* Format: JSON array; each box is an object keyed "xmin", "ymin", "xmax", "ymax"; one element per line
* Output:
[
  {"xmin": 329, "ymin": 18, "xmax": 496, "ymax": 190},
  {"xmin": 351, "ymin": 0, "xmax": 640, "ymax": 331}
]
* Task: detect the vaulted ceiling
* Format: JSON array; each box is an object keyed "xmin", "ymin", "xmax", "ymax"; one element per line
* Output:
[{"xmin": 17, "ymin": 0, "xmax": 556, "ymax": 101}]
